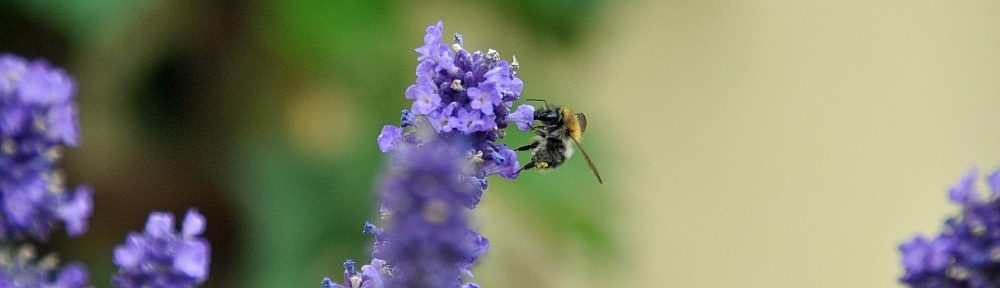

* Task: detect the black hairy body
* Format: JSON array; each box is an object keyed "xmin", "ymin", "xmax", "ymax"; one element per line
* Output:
[{"xmin": 515, "ymin": 101, "xmax": 602, "ymax": 184}]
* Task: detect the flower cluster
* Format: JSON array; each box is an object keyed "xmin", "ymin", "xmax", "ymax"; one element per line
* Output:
[
  {"xmin": 378, "ymin": 21, "xmax": 535, "ymax": 180},
  {"xmin": 325, "ymin": 139, "xmax": 487, "ymax": 288},
  {"xmin": 0, "ymin": 246, "xmax": 88, "ymax": 288},
  {"xmin": 327, "ymin": 21, "xmax": 532, "ymax": 288},
  {"xmin": 113, "ymin": 209, "xmax": 211, "ymax": 288},
  {"xmin": 0, "ymin": 54, "xmax": 92, "ymax": 241},
  {"xmin": 899, "ymin": 167, "xmax": 1000, "ymax": 287},
  {"xmin": 0, "ymin": 53, "xmax": 212, "ymax": 288},
  {"xmin": 0, "ymin": 53, "xmax": 92, "ymax": 288}
]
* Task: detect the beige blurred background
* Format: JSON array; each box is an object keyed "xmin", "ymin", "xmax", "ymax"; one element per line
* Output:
[{"xmin": 474, "ymin": 0, "xmax": 1000, "ymax": 287}]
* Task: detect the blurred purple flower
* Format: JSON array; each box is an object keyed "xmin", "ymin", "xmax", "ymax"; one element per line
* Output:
[
  {"xmin": 0, "ymin": 245, "xmax": 89, "ymax": 288},
  {"xmin": 899, "ymin": 167, "xmax": 1000, "ymax": 287},
  {"xmin": 378, "ymin": 125, "xmax": 403, "ymax": 153},
  {"xmin": 113, "ymin": 209, "xmax": 211, "ymax": 288},
  {"xmin": 0, "ymin": 53, "xmax": 91, "ymax": 241},
  {"xmin": 327, "ymin": 139, "xmax": 487, "ymax": 288}
]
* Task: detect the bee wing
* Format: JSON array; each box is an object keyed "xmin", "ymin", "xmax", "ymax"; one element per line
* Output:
[{"xmin": 570, "ymin": 137, "xmax": 603, "ymax": 184}]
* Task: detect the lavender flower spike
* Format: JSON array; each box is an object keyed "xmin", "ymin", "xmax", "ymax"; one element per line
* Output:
[
  {"xmin": 0, "ymin": 53, "xmax": 92, "ymax": 241},
  {"xmin": 899, "ymin": 167, "xmax": 1000, "ymax": 287},
  {"xmin": 113, "ymin": 209, "xmax": 211, "ymax": 288},
  {"xmin": 333, "ymin": 20, "xmax": 531, "ymax": 288},
  {"xmin": 0, "ymin": 245, "xmax": 89, "ymax": 288}
]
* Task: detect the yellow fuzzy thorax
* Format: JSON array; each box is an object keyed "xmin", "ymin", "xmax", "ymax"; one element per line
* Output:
[{"xmin": 562, "ymin": 107, "xmax": 582, "ymax": 141}]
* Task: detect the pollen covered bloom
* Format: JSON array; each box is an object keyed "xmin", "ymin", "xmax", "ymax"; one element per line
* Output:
[
  {"xmin": 0, "ymin": 53, "xmax": 92, "ymax": 241},
  {"xmin": 899, "ymin": 167, "xmax": 1000, "ymax": 287},
  {"xmin": 113, "ymin": 209, "xmax": 211, "ymax": 288},
  {"xmin": 0, "ymin": 245, "xmax": 89, "ymax": 288}
]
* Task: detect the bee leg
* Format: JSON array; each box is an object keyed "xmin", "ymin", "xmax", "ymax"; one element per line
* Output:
[
  {"xmin": 531, "ymin": 126, "xmax": 546, "ymax": 136},
  {"xmin": 515, "ymin": 141, "xmax": 539, "ymax": 151},
  {"xmin": 518, "ymin": 161, "xmax": 536, "ymax": 172}
]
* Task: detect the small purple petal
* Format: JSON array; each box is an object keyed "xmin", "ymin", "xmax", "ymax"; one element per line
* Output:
[
  {"xmin": 506, "ymin": 104, "xmax": 535, "ymax": 131},
  {"xmin": 455, "ymin": 109, "xmax": 485, "ymax": 133},
  {"xmin": 988, "ymin": 168, "xmax": 1000, "ymax": 196},
  {"xmin": 55, "ymin": 263, "xmax": 89, "ymax": 287},
  {"xmin": 948, "ymin": 168, "xmax": 978, "ymax": 204},
  {"xmin": 46, "ymin": 103, "xmax": 80, "ymax": 146},
  {"xmin": 17, "ymin": 62, "xmax": 74, "ymax": 105},
  {"xmin": 429, "ymin": 106, "xmax": 460, "ymax": 133},
  {"xmin": 0, "ymin": 54, "xmax": 28, "ymax": 95},
  {"xmin": 466, "ymin": 85, "xmax": 500, "ymax": 116},
  {"xmin": 182, "ymin": 208, "xmax": 206, "ymax": 238},
  {"xmin": 377, "ymin": 125, "xmax": 403, "ymax": 153},
  {"xmin": 144, "ymin": 212, "xmax": 175, "ymax": 237},
  {"xmin": 113, "ymin": 234, "xmax": 145, "ymax": 269},
  {"xmin": 57, "ymin": 185, "xmax": 93, "ymax": 237},
  {"xmin": 482, "ymin": 145, "xmax": 520, "ymax": 179},
  {"xmin": 360, "ymin": 261, "xmax": 385, "ymax": 288},
  {"xmin": 173, "ymin": 240, "xmax": 210, "ymax": 279},
  {"xmin": 405, "ymin": 81, "xmax": 440, "ymax": 115}
]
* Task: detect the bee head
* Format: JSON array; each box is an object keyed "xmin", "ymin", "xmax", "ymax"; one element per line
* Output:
[{"xmin": 534, "ymin": 107, "xmax": 560, "ymax": 123}]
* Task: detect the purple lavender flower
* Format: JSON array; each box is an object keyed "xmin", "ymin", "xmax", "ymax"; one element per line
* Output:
[
  {"xmin": 0, "ymin": 53, "xmax": 92, "ymax": 241},
  {"xmin": 334, "ymin": 20, "xmax": 532, "ymax": 288},
  {"xmin": 0, "ymin": 245, "xmax": 89, "ymax": 288},
  {"xmin": 376, "ymin": 21, "xmax": 529, "ymax": 180},
  {"xmin": 899, "ymin": 167, "xmax": 1000, "ymax": 287},
  {"xmin": 113, "ymin": 209, "xmax": 211, "ymax": 288},
  {"xmin": 326, "ymin": 139, "xmax": 488, "ymax": 288}
]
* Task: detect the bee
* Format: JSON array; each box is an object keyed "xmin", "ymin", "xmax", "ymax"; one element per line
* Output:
[{"xmin": 515, "ymin": 99, "xmax": 603, "ymax": 184}]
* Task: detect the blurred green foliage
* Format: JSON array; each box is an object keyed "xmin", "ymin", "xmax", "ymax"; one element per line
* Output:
[
  {"xmin": 491, "ymin": 0, "xmax": 602, "ymax": 47},
  {"xmin": 13, "ymin": 0, "xmax": 154, "ymax": 41},
  {"xmin": 1, "ymin": 0, "xmax": 614, "ymax": 287}
]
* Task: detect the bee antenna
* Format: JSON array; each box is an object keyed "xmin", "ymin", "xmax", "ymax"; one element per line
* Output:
[{"xmin": 524, "ymin": 98, "xmax": 548, "ymax": 109}]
